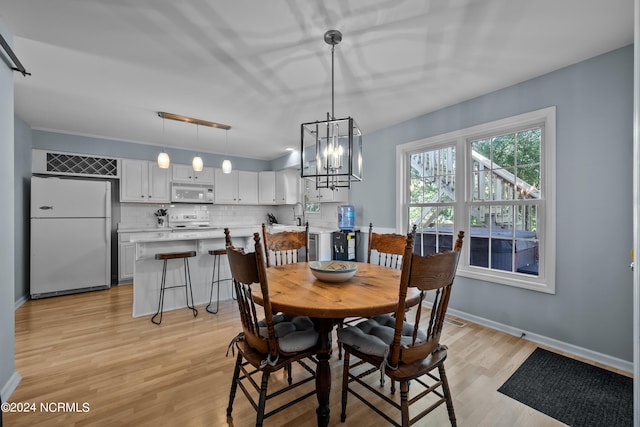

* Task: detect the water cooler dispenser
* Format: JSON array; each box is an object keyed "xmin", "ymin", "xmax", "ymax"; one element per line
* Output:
[{"xmin": 333, "ymin": 205, "xmax": 360, "ymax": 261}]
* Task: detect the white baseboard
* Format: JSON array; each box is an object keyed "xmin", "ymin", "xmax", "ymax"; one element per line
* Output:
[
  {"xmin": 14, "ymin": 294, "xmax": 28, "ymax": 310},
  {"xmin": 1, "ymin": 371, "xmax": 22, "ymax": 402},
  {"xmin": 444, "ymin": 306, "xmax": 633, "ymax": 374}
]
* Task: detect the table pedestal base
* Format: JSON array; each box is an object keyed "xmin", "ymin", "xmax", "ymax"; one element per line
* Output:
[{"xmin": 314, "ymin": 318, "xmax": 336, "ymax": 427}]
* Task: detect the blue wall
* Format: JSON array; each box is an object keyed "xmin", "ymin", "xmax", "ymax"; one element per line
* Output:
[
  {"xmin": 349, "ymin": 45, "xmax": 634, "ymax": 363},
  {"xmin": 14, "ymin": 117, "xmax": 31, "ymax": 306}
]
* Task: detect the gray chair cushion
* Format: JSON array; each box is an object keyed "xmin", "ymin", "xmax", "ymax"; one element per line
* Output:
[
  {"xmin": 337, "ymin": 313, "xmax": 427, "ymax": 360},
  {"xmin": 259, "ymin": 314, "xmax": 318, "ymax": 353}
]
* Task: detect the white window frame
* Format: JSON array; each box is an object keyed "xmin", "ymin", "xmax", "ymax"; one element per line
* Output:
[{"xmin": 396, "ymin": 106, "xmax": 556, "ymax": 293}]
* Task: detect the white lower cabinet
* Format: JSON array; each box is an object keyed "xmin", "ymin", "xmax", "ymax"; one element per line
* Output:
[
  {"xmin": 118, "ymin": 230, "xmax": 171, "ymax": 282},
  {"xmin": 118, "ymin": 233, "xmax": 135, "ymax": 282}
]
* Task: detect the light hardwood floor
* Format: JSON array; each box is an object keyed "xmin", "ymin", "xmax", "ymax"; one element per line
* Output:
[{"xmin": 5, "ymin": 284, "xmax": 625, "ymax": 426}]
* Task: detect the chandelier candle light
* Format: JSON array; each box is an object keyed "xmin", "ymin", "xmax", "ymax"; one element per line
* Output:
[{"xmin": 301, "ymin": 29, "xmax": 362, "ymax": 191}]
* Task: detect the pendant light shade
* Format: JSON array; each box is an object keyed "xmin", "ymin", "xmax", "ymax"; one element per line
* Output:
[
  {"xmin": 222, "ymin": 159, "xmax": 232, "ymax": 174},
  {"xmin": 191, "ymin": 124, "xmax": 204, "ymax": 171},
  {"xmin": 301, "ymin": 29, "xmax": 362, "ymax": 191},
  {"xmin": 157, "ymin": 151, "xmax": 170, "ymax": 169},
  {"xmin": 192, "ymin": 155, "xmax": 203, "ymax": 172},
  {"xmin": 222, "ymin": 129, "xmax": 232, "ymax": 173},
  {"xmin": 157, "ymin": 117, "xmax": 171, "ymax": 168}
]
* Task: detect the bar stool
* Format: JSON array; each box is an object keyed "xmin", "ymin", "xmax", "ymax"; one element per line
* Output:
[
  {"xmin": 151, "ymin": 251, "xmax": 198, "ymax": 325},
  {"xmin": 206, "ymin": 249, "xmax": 236, "ymax": 314}
]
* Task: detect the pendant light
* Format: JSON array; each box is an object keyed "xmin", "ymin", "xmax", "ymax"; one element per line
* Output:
[
  {"xmin": 155, "ymin": 112, "xmax": 231, "ymax": 171},
  {"xmin": 157, "ymin": 117, "xmax": 170, "ymax": 168},
  {"xmin": 157, "ymin": 151, "xmax": 170, "ymax": 169},
  {"xmin": 192, "ymin": 124, "xmax": 204, "ymax": 172},
  {"xmin": 192, "ymin": 155, "xmax": 204, "ymax": 172},
  {"xmin": 222, "ymin": 129, "xmax": 232, "ymax": 174},
  {"xmin": 300, "ymin": 29, "xmax": 362, "ymax": 190}
]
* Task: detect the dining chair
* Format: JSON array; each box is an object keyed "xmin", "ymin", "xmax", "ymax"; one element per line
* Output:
[
  {"xmin": 337, "ymin": 223, "xmax": 417, "ymax": 358},
  {"xmin": 226, "ymin": 232, "xmax": 319, "ymax": 427},
  {"xmin": 337, "ymin": 230, "xmax": 464, "ymax": 427},
  {"xmin": 367, "ymin": 222, "xmax": 417, "ymax": 267},
  {"xmin": 261, "ymin": 222, "xmax": 309, "ymax": 267}
]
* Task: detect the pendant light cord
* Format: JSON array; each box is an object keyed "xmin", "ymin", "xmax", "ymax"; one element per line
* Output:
[{"xmin": 331, "ymin": 42, "xmax": 335, "ymax": 120}]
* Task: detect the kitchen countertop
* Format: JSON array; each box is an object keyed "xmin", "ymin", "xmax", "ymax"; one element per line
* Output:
[
  {"xmin": 121, "ymin": 221, "xmax": 347, "ymax": 243},
  {"xmin": 129, "ymin": 225, "xmax": 262, "ymax": 243},
  {"xmin": 270, "ymin": 224, "xmax": 340, "ymax": 234}
]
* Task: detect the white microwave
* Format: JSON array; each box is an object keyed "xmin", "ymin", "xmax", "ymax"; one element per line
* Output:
[{"xmin": 171, "ymin": 184, "xmax": 214, "ymax": 203}]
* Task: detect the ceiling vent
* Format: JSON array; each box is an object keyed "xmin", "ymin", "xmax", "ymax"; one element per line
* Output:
[{"xmin": 32, "ymin": 149, "xmax": 118, "ymax": 178}]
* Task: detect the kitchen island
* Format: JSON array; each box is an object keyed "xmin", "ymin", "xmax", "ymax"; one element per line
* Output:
[{"xmin": 129, "ymin": 226, "xmax": 259, "ymax": 317}]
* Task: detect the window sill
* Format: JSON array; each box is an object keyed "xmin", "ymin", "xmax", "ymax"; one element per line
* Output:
[{"xmin": 457, "ymin": 265, "xmax": 555, "ymax": 294}]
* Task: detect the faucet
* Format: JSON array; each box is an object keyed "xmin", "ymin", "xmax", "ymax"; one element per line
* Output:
[{"xmin": 293, "ymin": 202, "xmax": 305, "ymax": 227}]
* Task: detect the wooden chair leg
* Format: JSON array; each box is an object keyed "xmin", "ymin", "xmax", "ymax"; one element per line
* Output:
[
  {"xmin": 337, "ymin": 321, "xmax": 344, "ymax": 359},
  {"xmin": 226, "ymin": 353, "xmax": 243, "ymax": 417},
  {"xmin": 256, "ymin": 370, "xmax": 270, "ymax": 427},
  {"xmin": 400, "ymin": 380, "xmax": 410, "ymax": 427},
  {"xmin": 340, "ymin": 350, "xmax": 350, "ymax": 422},
  {"xmin": 439, "ymin": 364, "xmax": 457, "ymax": 427},
  {"xmin": 286, "ymin": 363, "xmax": 292, "ymax": 385}
]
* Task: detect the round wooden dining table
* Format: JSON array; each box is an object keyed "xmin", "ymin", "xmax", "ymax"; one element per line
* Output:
[{"xmin": 253, "ymin": 261, "xmax": 421, "ymax": 427}]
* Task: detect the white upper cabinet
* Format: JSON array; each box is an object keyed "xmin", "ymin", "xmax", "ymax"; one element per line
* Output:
[
  {"xmin": 259, "ymin": 171, "xmax": 276, "ymax": 204},
  {"xmin": 306, "ymin": 182, "xmax": 348, "ymax": 203},
  {"xmin": 121, "ymin": 159, "xmax": 170, "ymax": 203},
  {"xmin": 275, "ymin": 169, "xmax": 300, "ymax": 205},
  {"xmin": 172, "ymin": 163, "xmax": 214, "ymax": 184},
  {"xmin": 237, "ymin": 170, "xmax": 259, "ymax": 204},
  {"xmin": 214, "ymin": 168, "xmax": 237, "ymax": 203},
  {"xmin": 214, "ymin": 169, "xmax": 259, "ymax": 204}
]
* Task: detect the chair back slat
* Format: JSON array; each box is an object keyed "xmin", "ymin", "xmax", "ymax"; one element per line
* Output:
[
  {"xmin": 367, "ymin": 223, "xmax": 417, "ymax": 268},
  {"xmin": 262, "ymin": 223, "xmax": 309, "ymax": 267},
  {"xmin": 226, "ymin": 233, "xmax": 279, "ymax": 359},
  {"xmin": 389, "ymin": 230, "xmax": 464, "ymax": 367}
]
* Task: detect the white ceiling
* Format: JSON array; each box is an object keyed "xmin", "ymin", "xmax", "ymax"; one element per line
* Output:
[{"xmin": 1, "ymin": 0, "xmax": 634, "ymax": 161}]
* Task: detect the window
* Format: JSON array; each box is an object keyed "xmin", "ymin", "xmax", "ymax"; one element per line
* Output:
[
  {"xmin": 396, "ymin": 107, "xmax": 556, "ymax": 293},
  {"xmin": 304, "ymin": 179, "xmax": 320, "ymax": 213}
]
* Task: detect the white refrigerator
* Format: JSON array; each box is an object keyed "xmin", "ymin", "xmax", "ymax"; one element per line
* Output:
[{"xmin": 30, "ymin": 176, "xmax": 112, "ymax": 298}]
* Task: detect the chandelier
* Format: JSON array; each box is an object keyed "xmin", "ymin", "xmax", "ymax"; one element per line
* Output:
[{"xmin": 301, "ymin": 30, "xmax": 362, "ymax": 191}]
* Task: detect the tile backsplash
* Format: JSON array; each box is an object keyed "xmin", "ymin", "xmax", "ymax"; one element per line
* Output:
[
  {"xmin": 119, "ymin": 203, "xmax": 274, "ymax": 229},
  {"xmin": 119, "ymin": 202, "xmax": 349, "ymax": 231}
]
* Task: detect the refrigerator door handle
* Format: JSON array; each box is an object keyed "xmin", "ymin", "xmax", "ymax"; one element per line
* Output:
[
  {"xmin": 39, "ymin": 205, "xmax": 54, "ymax": 210},
  {"xmin": 104, "ymin": 183, "xmax": 111, "ymax": 217}
]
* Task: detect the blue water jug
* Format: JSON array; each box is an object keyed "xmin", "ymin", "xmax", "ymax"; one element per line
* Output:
[{"xmin": 338, "ymin": 205, "xmax": 355, "ymax": 230}]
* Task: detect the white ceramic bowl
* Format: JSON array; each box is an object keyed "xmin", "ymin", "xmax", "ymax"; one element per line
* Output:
[{"xmin": 309, "ymin": 261, "xmax": 358, "ymax": 283}]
